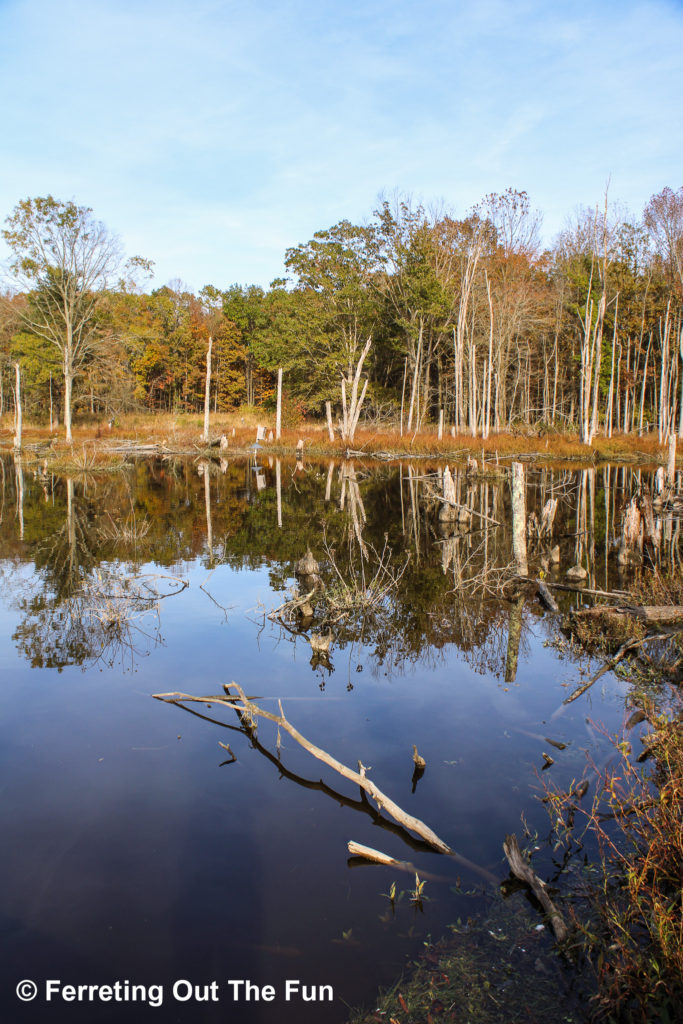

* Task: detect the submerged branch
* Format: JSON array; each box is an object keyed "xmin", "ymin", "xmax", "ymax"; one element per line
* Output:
[
  {"xmin": 153, "ymin": 684, "xmax": 498, "ymax": 883},
  {"xmin": 503, "ymin": 834, "xmax": 569, "ymax": 943},
  {"xmin": 553, "ymin": 632, "xmax": 671, "ymax": 714}
]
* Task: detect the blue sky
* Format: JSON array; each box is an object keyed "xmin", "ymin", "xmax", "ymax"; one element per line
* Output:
[{"xmin": 1, "ymin": 0, "xmax": 682, "ymax": 291}]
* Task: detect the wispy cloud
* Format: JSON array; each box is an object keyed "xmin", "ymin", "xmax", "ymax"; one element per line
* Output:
[{"xmin": 1, "ymin": 0, "xmax": 682, "ymax": 288}]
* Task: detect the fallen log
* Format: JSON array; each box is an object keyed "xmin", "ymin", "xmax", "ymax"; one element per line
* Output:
[
  {"xmin": 633, "ymin": 606, "xmax": 683, "ymax": 626},
  {"xmin": 517, "ymin": 578, "xmax": 629, "ymax": 599},
  {"xmin": 537, "ymin": 579, "xmax": 560, "ymax": 613},
  {"xmin": 572, "ymin": 605, "xmax": 683, "ymax": 627},
  {"xmin": 503, "ymin": 834, "xmax": 569, "ymax": 943}
]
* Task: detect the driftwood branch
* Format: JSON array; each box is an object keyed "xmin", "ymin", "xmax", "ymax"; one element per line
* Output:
[
  {"xmin": 347, "ymin": 841, "xmax": 449, "ymax": 882},
  {"xmin": 516, "ymin": 577, "xmax": 630, "ymax": 599},
  {"xmin": 347, "ymin": 840, "xmax": 405, "ymax": 866},
  {"xmin": 268, "ymin": 588, "xmax": 316, "ymax": 620},
  {"xmin": 503, "ymin": 834, "xmax": 569, "ymax": 943},
  {"xmin": 164, "ymin": 695, "xmax": 450, "ymax": 855},
  {"xmin": 552, "ymin": 633, "xmax": 670, "ymax": 718},
  {"xmin": 153, "ymin": 684, "xmax": 498, "ymax": 883},
  {"xmin": 561, "ymin": 638, "xmax": 639, "ymax": 706}
]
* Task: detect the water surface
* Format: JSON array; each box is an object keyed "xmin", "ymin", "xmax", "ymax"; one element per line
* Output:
[{"xmin": 1, "ymin": 454, "xmax": 676, "ymax": 1022}]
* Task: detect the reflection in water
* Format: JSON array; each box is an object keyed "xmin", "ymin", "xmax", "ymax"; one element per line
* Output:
[
  {"xmin": 1, "ymin": 469, "xmax": 189, "ymax": 670},
  {"xmin": 14, "ymin": 454, "xmax": 24, "ymax": 540},
  {"xmin": 1, "ymin": 456, "xmax": 681, "ymax": 679}
]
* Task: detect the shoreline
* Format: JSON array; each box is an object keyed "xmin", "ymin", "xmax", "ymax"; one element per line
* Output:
[{"xmin": 0, "ymin": 416, "xmax": 667, "ymax": 469}]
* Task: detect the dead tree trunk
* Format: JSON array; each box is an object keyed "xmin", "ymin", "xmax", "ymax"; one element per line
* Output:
[
  {"xmin": 276, "ymin": 367, "xmax": 283, "ymax": 441},
  {"xmin": 438, "ymin": 466, "xmax": 457, "ymax": 522},
  {"xmin": 340, "ymin": 337, "xmax": 372, "ymax": 443},
  {"xmin": 540, "ymin": 497, "xmax": 558, "ymax": 539},
  {"xmin": 201, "ymin": 336, "xmax": 213, "ymax": 443},
  {"xmin": 407, "ymin": 324, "xmax": 422, "ymax": 433},
  {"xmin": 511, "ymin": 462, "xmax": 528, "ymax": 575},
  {"xmin": 14, "ymin": 455, "xmax": 24, "ymax": 540},
  {"xmin": 13, "ymin": 362, "xmax": 21, "ymax": 451},
  {"xmin": 667, "ymin": 432, "xmax": 677, "ymax": 487},
  {"xmin": 618, "ymin": 495, "xmax": 642, "ymax": 565},
  {"xmin": 505, "ymin": 594, "xmax": 524, "ymax": 683}
]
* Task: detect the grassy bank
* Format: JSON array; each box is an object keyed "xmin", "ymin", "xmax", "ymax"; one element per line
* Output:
[
  {"xmin": 547, "ymin": 568, "xmax": 683, "ymax": 1022},
  {"xmin": 0, "ymin": 410, "xmax": 666, "ymax": 467},
  {"xmin": 347, "ymin": 892, "xmax": 589, "ymax": 1024}
]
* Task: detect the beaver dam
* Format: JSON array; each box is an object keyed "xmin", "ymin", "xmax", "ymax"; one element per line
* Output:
[{"xmin": 0, "ymin": 453, "xmax": 681, "ymax": 1022}]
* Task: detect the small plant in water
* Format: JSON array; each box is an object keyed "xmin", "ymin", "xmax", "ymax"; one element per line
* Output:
[
  {"xmin": 409, "ymin": 872, "xmax": 426, "ymax": 906},
  {"xmin": 380, "ymin": 880, "xmax": 397, "ymax": 904}
]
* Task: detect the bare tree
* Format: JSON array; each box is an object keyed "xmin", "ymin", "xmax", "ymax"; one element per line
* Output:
[
  {"xmin": 644, "ymin": 187, "xmax": 683, "ymax": 438},
  {"xmin": 201, "ymin": 335, "xmax": 213, "ymax": 442},
  {"xmin": 340, "ymin": 337, "xmax": 372, "ymax": 443},
  {"xmin": 2, "ymin": 196, "xmax": 124, "ymax": 442}
]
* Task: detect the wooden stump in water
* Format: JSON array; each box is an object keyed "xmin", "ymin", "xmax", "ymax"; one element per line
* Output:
[
  {"xmin": 618, "ymin": 495, "xmax": 642, "ymax": 565},
  {"xmin": 295, "ymin": 549, "xmax": 319, "ymax": 576},
  {"xmin": 438, "ymin": 466, "xmax": 457, "ymax": 522},
  {"xmin": 540, "ymin": 498, "xmax": 558, "ymax": 538}
]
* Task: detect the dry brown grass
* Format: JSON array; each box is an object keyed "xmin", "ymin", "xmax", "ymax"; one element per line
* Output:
[
  {"xmin": 544, "ymin": 702, "xmax": 683, "ymax": 1021},
  {"xmin": 0, "ymin": 412, "xmax": 667, "ymax": 465}
]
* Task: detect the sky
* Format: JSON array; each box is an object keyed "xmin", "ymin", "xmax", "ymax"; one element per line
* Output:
[{"xmin": 1, "ymin": 0, "xmax": 682, "ymax": 291}]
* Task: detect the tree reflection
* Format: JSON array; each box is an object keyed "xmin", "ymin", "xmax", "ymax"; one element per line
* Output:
[
  {"xmin": 0, "ymin": 454, "xmax": 681, "ymax": 680},
  {"xmin": 3, "ymin": 470, "xmax": 182, "ymax": 670}
]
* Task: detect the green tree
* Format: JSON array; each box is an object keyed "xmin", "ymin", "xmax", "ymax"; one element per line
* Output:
[
  {"xmin": 262, "ymin": 221, "xmax": 381, "ymax": 413},
  {"xmin": 221, "ymin": 285, "xmax": 272, "ymax": 406}
]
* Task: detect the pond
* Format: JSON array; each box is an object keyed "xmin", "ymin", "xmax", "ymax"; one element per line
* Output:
[{"xmin": 0, "ymin": 453, "xmax": 678, "ymax": 1023}]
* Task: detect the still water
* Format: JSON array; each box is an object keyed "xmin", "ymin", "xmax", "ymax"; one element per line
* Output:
[{"xmin": 0, "ymin": 455, "xmax": 674, "ymax": 1022}]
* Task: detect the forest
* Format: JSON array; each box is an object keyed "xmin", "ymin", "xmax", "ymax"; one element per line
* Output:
[{"xmin": 1, "ymin": 186, "xmax": 682, "ymax": 447}]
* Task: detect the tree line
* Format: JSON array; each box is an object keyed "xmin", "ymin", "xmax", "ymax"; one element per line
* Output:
[{"xmin": 1, "ymin": 187, "xmax": 682, "ymax": 442}]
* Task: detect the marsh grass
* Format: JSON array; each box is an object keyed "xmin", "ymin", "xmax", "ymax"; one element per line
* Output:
[
  {"xmin": 629, "ymin": 566, "xmax": 683, "ymax": 608},
  {"xmin": 543, "ymin": 702, "xmax": 683, "ymax": 1022},
  {"xmin": 1, "ymin": 411, "xmax": 666, "ymax": 465},
  {"xmin": 348, "ymin": 892, "xmax": 588, "ymax": 1024},
  {"xmin": 321, "ymin": 535, "xmax": 411, "ymax": 622},
  {"xmin": 545, "ymin": 565, "xmax": 683, "ymax": 1019}
]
